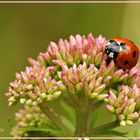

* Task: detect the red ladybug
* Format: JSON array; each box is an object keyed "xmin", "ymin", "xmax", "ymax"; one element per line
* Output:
[{"xmin": 105, "ymin": 37, "xmax": 139, "ymax": 69}]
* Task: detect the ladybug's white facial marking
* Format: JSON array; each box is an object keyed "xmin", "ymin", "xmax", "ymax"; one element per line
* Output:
[
  {"xmin": 116, "ymin": 41, "xmax": 121, "ymax": 45},
  {"xmin": 106, "ymin": 42, "xmax": 111, "ymax": 46},
  {"xmin": 108, "ymin": 52, "xmax": 114, "ymax": 58},
  {"xmin": 119, "ymin": 47, "xmax": 123, "ymax": 52},
  {"xmin": 106, "ymin": 50, "xmax": 109, "ymax": 54}
]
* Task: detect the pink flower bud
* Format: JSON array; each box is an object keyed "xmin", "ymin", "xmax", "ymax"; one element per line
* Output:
[
  {"xmin": 94, "ymin": 84, "xmax": 106, "ymax": 93},
  {"xmin": 105, "ymin": 105, "xmax": 115, "ymax": 113},
  {"xmin": 118, "ymin": 114, "xmax": 125, "ymax": 120}
]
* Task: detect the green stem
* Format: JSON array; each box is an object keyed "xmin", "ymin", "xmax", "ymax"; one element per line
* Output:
[
  {"xmin": 85, "ymin": 101, "xmax": 104, "ymax": 134},
  {"xmin": 74, "ymin": 94, "xmax": 88, "ymax": 137},
  {"xmin": 74, "ymin": 94, "xmax": 105, "ymax": 136},
  {"xmin": 75, "ymin": 107, "xmax": 87, "ymax": 136},
  {"xmin": 91, "ymin": 120, "xmax": 119, "ymax": 134},
  {"xmin": 39, "ymin": 103, "xmax": 72, "ymax": 136}
]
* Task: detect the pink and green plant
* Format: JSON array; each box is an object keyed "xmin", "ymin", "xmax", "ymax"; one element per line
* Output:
[{"xmin": 5, "ymin": 33, "xmax": 140, "ymax": 137}]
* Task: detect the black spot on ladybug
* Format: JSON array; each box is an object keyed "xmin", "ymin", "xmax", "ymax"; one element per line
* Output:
[
  {"xmin": 120, "ymin": 42, "xmax": 126, "ymax": 50},
  {"xmin": 124, "ymin": 61, "xmax": 129, "ymax": 65},
  {"xmin": 132, "ymin": 51, "xmax": 136, "ymax": 58}
]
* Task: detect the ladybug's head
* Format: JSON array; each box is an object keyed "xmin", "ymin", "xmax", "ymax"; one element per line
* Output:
[{"xmin": 105, "ymin": 40, "xmax": 120, "ymax": 59}]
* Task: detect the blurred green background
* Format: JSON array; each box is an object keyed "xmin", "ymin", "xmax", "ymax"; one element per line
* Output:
[{"xmin": 0, "ymin": 3, "xmax": 140, "ymax": 137}]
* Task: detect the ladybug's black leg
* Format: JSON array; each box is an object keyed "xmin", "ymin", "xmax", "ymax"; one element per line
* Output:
[
  {"xmin": 112, "ymin": 59, "xmax": 122, "ymax": 69},
  {"xmin": 106, "ymin": 57, "xmax": 113, "ymax": 66},
  {"xmin": 106, "ymin": 57, "xmax": 120, "ymax": 69}
]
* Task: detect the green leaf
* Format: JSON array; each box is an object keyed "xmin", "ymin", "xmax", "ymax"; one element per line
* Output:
[
  {"xmin": 91, "ymin": 111, "xmax": 99, "ymax": 127},
  {"xmin": 19, "ymin": 126, "xmax": 61, "ymax": 136},
  {"xmin": 94, "ymin": 130, "xmax": 128, "ymax": 137}
]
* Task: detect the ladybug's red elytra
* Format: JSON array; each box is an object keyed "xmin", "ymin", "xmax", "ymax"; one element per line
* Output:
[{"xmin": 105, "ymin": 37, "xmax": 139, "ymax": 69}]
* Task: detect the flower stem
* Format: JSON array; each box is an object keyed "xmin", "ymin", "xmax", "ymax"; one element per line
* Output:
[
  {"xmin": 75, "ymin": 107, "xmax": 87, "ymax": 136},
  {"xmin": 74, "ymin": 95, "xmax": 104, "ymax": 136},
  {"xmin": 85, "ymin": 101, "xmax": 104, "ymax": 133},
  {"xmin": 74, "ymin": 94, "xmax": 88, "ymax": 137},
  {"xmin": 39, "ymin": 103, "xmax": 72, "ymax": 136}
]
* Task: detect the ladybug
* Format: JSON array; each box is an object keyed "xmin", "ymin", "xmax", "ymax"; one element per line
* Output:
[{"xmin": 105, "ymin": 37, "xmax": 139, "ymax": 69}]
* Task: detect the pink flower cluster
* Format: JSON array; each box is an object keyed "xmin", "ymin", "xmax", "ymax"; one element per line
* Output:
[
  {"xmin": 5, "ymin": 33, "xmax": 140, "ymax": 126},
  {"xmin": 5, "ymin": 66, "xmax": 62, "ymax": 106}
]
